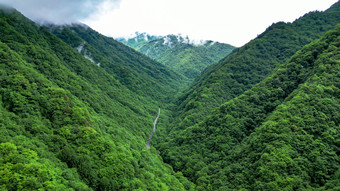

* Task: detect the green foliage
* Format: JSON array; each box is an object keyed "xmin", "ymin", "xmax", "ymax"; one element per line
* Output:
[
  {"xmin": 116, "ymin": 32, "xmax": 161, "ymax": 50},
  {"xmin": 119, "ymin": 34, "xmax": 235, "ymax": 80},
  {"xmin": 0, "ymin": 142, "xmax": 72, "ymax": 191},
  {"xmin": 1, "ymin": 2, "xmax": 340, "ymax": 191},
  {"xmin": 159, "ymin": 25, "xmax": 340, "ymax": 190},
  {"xmin": 173, "ymin": 4, "xmax": 340, "ymax": 130},
  {"xmin": 0, "ymin": 7, "xmax": 192, "ymax": 190},
  {"xmin": 48, "ymin": 25, "xmax": 188, "ymax": 102}
]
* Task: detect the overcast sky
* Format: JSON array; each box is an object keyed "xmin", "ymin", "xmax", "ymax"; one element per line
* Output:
[{"xmin": 1, "ymin": 0, "xmax": 338, "ymax": 46}]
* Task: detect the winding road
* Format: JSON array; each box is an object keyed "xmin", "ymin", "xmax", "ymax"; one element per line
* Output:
[{"xmin": 146, "ymin": 107, "xmax": 161, "ymax": 149}]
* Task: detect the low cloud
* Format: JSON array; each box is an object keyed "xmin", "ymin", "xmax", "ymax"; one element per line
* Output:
[{"xmin": 0, "ymin": 0, "xmax": 122, "ymax": 24}]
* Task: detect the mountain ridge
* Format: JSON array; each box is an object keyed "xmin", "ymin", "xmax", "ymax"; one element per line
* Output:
[
  {"xmin": 47, "ymin": 24, "xmax": 188, "ymax": 102},
  {"xmin": 0, "ymin": 7, "xmax": 193, "ymax": 190},
  {"xmin": 118, "ymin": 33, "xmax": 235, "ymax": 80},
  {"xmin": 158, "ymin": 24, "xmax": 340, "ymax": 190},
  {"xmin": 170, "ymin": 2, "xmax": 340, "ymax": 131},
  {"xmin": 0, "ymin": 2, "xmax": 339, "ymax": 191}
]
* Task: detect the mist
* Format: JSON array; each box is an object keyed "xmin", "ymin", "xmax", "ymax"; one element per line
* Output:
[{"xmin": 0, "ymin": 0, "xmax": 122, "ymax": 24}]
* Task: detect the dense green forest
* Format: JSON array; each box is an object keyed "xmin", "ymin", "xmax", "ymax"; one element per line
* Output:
[
  {"xmin": 47, "ymin": 24, "xmax": 188, "ymax": 102},
  {"xmin": 170, "ymin": 3, "xmax": 340, "ymax": 131},
  {"xmin": 118, "ymin": 34, "xmax": 235, "ymax": 80},
  {"xmin": 158, "ymin": 24, "xmax": 340, "ymax": 190},
  {"xmin": 1, "ymin": 1, "xmax": 340, "ymax": 191},
  {"xmin": 0, "ymin": 7, "xmax": 193, "ymax": 190}
]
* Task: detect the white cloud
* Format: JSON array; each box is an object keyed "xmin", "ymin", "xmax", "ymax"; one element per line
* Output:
[
  {"xmin": 163, "ymin": 36, "xmax": 173, "ymax": 47},
  {"xmin": 1, "ymin": 0, "xmax": 337, "ymax": 46},
  {"xmin": 0, "ymin": 0, "xmax": 122, "ymax": 24},
  {"xmin": 82, "ymin": 0, "xmax": 338, "ymax": 47}
]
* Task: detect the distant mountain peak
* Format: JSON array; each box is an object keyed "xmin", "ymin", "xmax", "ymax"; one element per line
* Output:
[
  {"xmin": 161, "ymin": 34, "xmax": 209, "ymax": 47},
  {"xmin": 117, "ymin": 32, "xmax": 225, "ymax": 48},
  {"xmin": 116, "ymin": 32, "xmax": 161, "ymax": 43},
  {"xmin": 117, "ymin": 32, "xmax": 235, "ymax": 80}
]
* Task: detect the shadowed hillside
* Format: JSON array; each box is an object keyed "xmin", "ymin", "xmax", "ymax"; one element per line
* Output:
[
  {"xmin": 159, "ymin": 24, "xmax": 340, "ymax": 190},
  {"xmin": 0, "ymin": 7, "xmax": 193, "ymax": 190},
  {"xmin": 172, "ymin": 2, "xmax": 340, "ymax": 131}
]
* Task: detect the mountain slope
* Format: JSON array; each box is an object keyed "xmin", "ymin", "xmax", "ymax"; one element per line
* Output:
[
  {"xmin": 0, "ymin": 7, "xmax": 193, "ymax": 190},
  {"xmin": 118, "ymin": 34, "xmax": 235, "ymax": 80},
  {"xmin": 47, "ymin": 25, "xmax": 187, "ymax": 102},
  {"xmin": 117, "ymin": 32, "xmax": 161, "ymax": 50},
  {"xmin": 173, "ymin": 2, "xmax": 340, "ymax": 130},
  {"xmin": 159, "ymin": 24, "xmax": 340, "ymax": 190}
]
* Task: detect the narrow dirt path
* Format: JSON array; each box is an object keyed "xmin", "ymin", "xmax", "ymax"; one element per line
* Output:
[{"xmin": 146, "ymin": 107, "xmax": 160, "ymax": 149}]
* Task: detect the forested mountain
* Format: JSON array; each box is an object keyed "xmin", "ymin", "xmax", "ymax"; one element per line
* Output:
[
  {"xmin": 0, "ymin": 7, "xmax": 193, "ymax": 190},
  {"xmin": 159, "ymin": 24, "xmax": 340, "ymax": 190},
  {"xmin": 47, "ymin": 25, "xmax": 188, "ymax": 102},
  {"xmin": 118, "ymin": 34, "xmax": 235, "ymax": 80},
  {"xmin": 116, "ymin": 32, "xmax": 161, "ymax": 50},
  {"xmin": 1, "ymin": 1, "xmax": 339, "ymax": 191},
  {"xmin": 172, "ymin": 2, "xmax": 340, "ymax": 130}
]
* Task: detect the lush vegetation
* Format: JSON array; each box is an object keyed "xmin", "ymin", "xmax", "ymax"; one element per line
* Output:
[
  {"xmin": 118, "ymin": 34, "xmax": 235, "ymax": 80},
  {"xmin": 116, "ymin": 32, "xmax": 161, "ymax": 50},
  {"xmin": 48, "ymin": 25, "xmax": 188, "ymax": 102},
  {"xmin": 0, "ymin": 7, "xmax": 193, "ymax": 190},
  {"xmin": 172, "ymin": 3, "xmax": 340, "ymax": 130},
  {"xmin": 1, "ymin": 1, "xmax": 340, "ymax": 191},
  {"xmin": 158, "ymin": 24, "xmax": 340, "ymax": 190}
]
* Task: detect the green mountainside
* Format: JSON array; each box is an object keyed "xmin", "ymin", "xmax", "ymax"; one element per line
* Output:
[
  {"xmin": 172, "ymin": 3, "xmax": 340, "ymax": 130},
  {"xmin": 1, "ymin": 1, "xmax": 340, "ymax": 191},
  {"xmin": 118, "ymin": 34, "xmax": 235, "ymax": 80},
  {"xmin": 159, "ymin": 24, "xmax": 340, "ymax": 190},
  {"xmin": 116, "ymin": 32, "xmax": 161, "ymax": 50},
  {"xmin": 0, "ymin": 7, "xmax": 193, "ymax": 190},
  {"xmin": 47, "ymin": 25, "xmax": 187, "ymax": 102}
]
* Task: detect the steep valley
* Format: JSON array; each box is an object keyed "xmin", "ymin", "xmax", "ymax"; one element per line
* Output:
[{"xmin": 0, "ymin": 1, "xmax": 339, "ymax": 191}]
